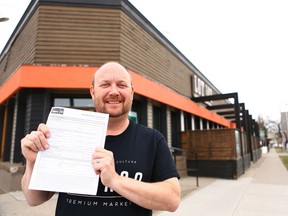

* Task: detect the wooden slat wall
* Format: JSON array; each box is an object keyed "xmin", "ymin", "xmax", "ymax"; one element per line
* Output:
[
  {"xmin": 120, "ymin": 12, "xmax": 193, "ymax": 98},
  {"xmin": 181, "ymin": 129, "xmax": 238, "ymax": 160},
  {"xmin": 0, "ymin": 12, "xmax": 38, "ymax": 86},
  {"xmin": 1, "ymin": 3, "xmax": 215, "ymax": 99},
  {"xmin": 34, "ymin": 5, "xmax": 196, "ymax": 97},
  {"xmin": 24, "ymin": 89, "xmax": 49, "ymax": 133},
  {"xmin": 35, "ymin": 5, "xmax": 122, "ymax": 65}
]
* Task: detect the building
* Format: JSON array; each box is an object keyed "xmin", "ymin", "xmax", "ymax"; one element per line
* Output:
[{"xmin": 0, "ymin": 0, "xmax": 260, "ymax": 192}]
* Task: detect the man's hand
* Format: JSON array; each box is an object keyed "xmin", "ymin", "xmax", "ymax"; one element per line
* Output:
[
  {"xmin": 21, "ymin": 123, "xmax": 50, "ymax": 164},
  {"xmin": 21, "ymin": 123, "xmax": 55, "ymax": 207},
  {"xmin": 92, "ymin": 148, "xmax": 119, "ymax": 187}
]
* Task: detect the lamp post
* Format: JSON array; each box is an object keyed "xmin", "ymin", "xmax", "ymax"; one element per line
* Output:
[{"xmin": 0, "ymin": 17, "xmax": 9, "ymax": 22}]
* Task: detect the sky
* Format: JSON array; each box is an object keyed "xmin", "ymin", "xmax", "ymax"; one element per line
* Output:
[{"xmin": 1, "ymin": 0, "xmax": 288, "ymax": 122}]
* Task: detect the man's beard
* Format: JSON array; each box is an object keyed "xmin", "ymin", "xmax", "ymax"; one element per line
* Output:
[{"xmin": 96, "ymin": 102, "xmax": 131, "ymax": 118}]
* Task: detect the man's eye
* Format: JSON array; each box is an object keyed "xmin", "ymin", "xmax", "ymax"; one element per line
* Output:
[
  {"xmin": 118, "ymin": 84, "xmax": 128, "ymax": 88},
  {"xmin": 100, "ymin": 84, "xmax": 109, "ymax": 88}
]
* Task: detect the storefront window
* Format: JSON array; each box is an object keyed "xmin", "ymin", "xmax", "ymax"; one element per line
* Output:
[
  {"xmin": 54, "ymin": 98, "xmax": 70, "ymax": 107},
  {"xmin": 73, "ymin": 98, "xmax": 94, "ymax": 108},
  {"xmin": 53, "ymin": 98, "xmax": 94, "ymax": 109}
]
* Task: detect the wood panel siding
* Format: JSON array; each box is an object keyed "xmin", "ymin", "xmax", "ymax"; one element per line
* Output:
[
  {"xmin": 33, "ymin": 4, "xmax": 196, "ymax": 97},
  {"xmin": 0, "ymin": 12, "xmax": 38, "ymax": 86},
  {"xmin": 24, "ymin": 89, "xmax": 49, "ymax": 133},
  {"xmin": 1, "ymin": 2, "xmax": 215, "ymax": 99},
  {"xmin": 35, "ymin": 5, "xmax": 122, "ymax": 65},
  {"xmin": 120, "ymin": 12, "xmax": 193, "ymax": 98},
  {"xmin": 181, "ymin": 129, "xmax": 239, "ymax": 160}
]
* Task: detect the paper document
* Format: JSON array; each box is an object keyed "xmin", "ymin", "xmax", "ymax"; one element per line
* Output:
[{"xmin": 29, "ymin": 107, "xmax": 109, "ymax": 195}]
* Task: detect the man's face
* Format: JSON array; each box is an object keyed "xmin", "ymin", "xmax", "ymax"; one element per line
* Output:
[{"xmin": 90, "ymin": 63, "xmax": 134, "ymax": 118}]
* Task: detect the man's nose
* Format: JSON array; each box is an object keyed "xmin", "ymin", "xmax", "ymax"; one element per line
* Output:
[{"xmin": 109, "ymin": 84, "xmax": 120, "ymax": 95}]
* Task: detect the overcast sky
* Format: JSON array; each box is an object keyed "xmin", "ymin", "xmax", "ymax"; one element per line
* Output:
[{"xmin": 1, "ymin": 0, "xmax": 288, "ymax": 121}]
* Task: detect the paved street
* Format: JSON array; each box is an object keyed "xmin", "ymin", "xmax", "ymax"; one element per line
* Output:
[{"xmin": 1, "ymin": 147, "xmax": 288, "ymax": 216}]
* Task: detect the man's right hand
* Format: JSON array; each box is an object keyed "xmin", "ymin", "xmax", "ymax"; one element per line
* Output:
[{"xmin": 21, "ymin": 123, "xmax": 50, "ymax": 164}]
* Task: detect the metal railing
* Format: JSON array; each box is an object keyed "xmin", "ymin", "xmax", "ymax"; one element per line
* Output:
[{"xmin": 170, "ymin": 147, "xmax": 199, "ymax": 187}]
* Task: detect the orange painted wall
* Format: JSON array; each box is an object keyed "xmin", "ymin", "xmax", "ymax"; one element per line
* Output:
[{"xmin": 0, "ymin": 65, "xmax": 231, "ymax": 127}]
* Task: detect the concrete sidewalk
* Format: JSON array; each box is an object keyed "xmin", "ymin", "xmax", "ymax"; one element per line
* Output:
[
  {"xmin": 156, "ymin": 147, "xmax": 288, "ymax": 216},
  {"xmin": 0, "ymin": 147, "xmax": 287, "ymax": 216}
]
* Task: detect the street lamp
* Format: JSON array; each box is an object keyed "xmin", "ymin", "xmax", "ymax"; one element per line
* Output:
[{"xmin": 0, "ymin": 17, "xmax": 9, "ymax": 22}]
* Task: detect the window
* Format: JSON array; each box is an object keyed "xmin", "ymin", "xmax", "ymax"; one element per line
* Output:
[
  {"xmin": 53, "ymin": 97, "xmax": 94, "ymax": 110},
  {"xmin": 153, "ymin": 105, "xmax": 167, "ymax": 140},
  {"xmin": 73, "ymin": 99, "xmax": 94, "ymax": 108},
  {"xmin": 171, "ymin": 110, "xmax": 181, "ymax": 148},
  {"xmin": 54, "ymin": 98, "xmax": 70, "ymax": 107}
]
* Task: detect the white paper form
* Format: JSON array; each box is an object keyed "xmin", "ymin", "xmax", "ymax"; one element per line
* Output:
[{"xmin": 29, "ymin": 107, "xmax": 109, "ymax": 195}]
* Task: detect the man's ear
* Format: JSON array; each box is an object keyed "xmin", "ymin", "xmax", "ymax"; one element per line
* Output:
[{"xmin": 90, "ymin": 85, "xmax": 95, "ymax": 99}]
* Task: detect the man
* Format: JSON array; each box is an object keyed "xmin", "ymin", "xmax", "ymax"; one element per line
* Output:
[{"xmin": 21, "ymin": 62, "xmax": 180, "ymax": 215}]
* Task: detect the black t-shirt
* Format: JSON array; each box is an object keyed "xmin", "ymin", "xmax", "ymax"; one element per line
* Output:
[{"xmin": 55, "ymin": 121, "xmax": 179, "ymax": 216}]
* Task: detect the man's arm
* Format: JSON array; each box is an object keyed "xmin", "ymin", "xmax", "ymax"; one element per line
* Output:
[
  {"xmin": 21, "ymin": 161, "xmax": 55, "ymax": 206},
  {"xmin": 92, "ymin": 148, "xmax": 181, "ymax": 211},
  {"xmin": 21, "ymin": 123, "xmax": 55, "ymax": 206},
  {"xmin": 112, "ymin": 176, "xmax": 180, "ymax": 211}
]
